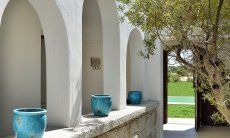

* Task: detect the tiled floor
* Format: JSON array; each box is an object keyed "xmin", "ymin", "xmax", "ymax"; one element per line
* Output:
[{"xmin": 164, "ymin": 118, "xmax": 230, "ymax": 138}]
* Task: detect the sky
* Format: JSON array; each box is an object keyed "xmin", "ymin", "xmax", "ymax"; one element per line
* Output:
[{"xmin": 168, "ymin": 50, "xmax": 193, "ymax": 67}]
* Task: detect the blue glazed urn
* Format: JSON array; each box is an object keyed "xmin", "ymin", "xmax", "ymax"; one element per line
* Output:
[
  {"xmin": 13, "ymin": 108, "xmax": 47, "ymax": 138},
  {"xmin": 128, "ymin": 91, "xmax": 142, "ymax": 105},
  {"xmin": 91, "ymin": 94, "xmax": 112, "ymax": 116}
]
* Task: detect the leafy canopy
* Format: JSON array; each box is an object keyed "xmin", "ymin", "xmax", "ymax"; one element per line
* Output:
[{"xmin": 118, "ymin": 0, "xmax": 229, "ymax": 58}]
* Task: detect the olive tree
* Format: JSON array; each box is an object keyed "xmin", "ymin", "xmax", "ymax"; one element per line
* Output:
[{"xmin": 117, "ymin": 0, "xmax": 230, "ymax": 124}]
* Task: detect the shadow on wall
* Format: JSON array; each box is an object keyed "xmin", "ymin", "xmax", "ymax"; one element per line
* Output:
[
  {"xmin": 82, "ymin": 0, "xmax": 103, "ymax": 114},
  {"xmin": 82, "ymin": 0, "xmax": 121, "ymax": 114},
  {"xmin": 69, "ymin": 72, "xmax": 83, "ymax": 126},
  {"xmin": 126, "ymin": 28, "xmax": 144, "ymax": 101}
]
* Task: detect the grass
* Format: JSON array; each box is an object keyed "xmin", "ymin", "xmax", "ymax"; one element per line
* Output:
[
  {"xmin": 168, "ymin": 104, "xmax": 195, "ymax": 118},
  {"xmin": 168, "ymin": 82, "xmax": 194, "ymax": 96},
  {"xmin": 168, "ymin": 82, "xmax": 195, "ymax": 118}
]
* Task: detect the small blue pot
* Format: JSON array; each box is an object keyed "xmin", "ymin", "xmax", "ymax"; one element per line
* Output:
[
  {"xmin": 128, "ymin": 91, "xmax": 142, "ymax": 105},
  {"xmin": 91, "ymin": 94, "xmax": 112, "ymax": 116},
  {"xmin": 13, "ymin": 108, "xmax": 47, "ymax": 138}
]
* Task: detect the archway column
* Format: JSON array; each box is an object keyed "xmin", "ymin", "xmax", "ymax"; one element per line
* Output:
[
  {"xmin": 29, "ymin": 0, "xmax": 70, "ymax": 127},
  {"xmin": 119, "ymin": 21, "xmax": 133, "ymax": 109},
  {"xmin": 97, "ymin": 0, "xmax": 122, "ymax": 110},
  {"xmin": 144, "ymin": 41, "xmax": 164, "ymax": 138}
]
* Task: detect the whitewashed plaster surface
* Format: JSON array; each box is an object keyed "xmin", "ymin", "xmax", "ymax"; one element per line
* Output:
[
  {"xmin": 144, "ymin": 41, "xmax": 164, "ymax": 138},
  {"xmin": 0, "ymin": 0, "xmax": 163, "ymax": 138},
  {"xmin": 82, "ymin": 0, "xmax": 103, "ymax": 114},
  {"xmin": 0, "ymin": 0, "xmax": 70, "ymax": 136},
  {"xmin": 0, "ymin": 0, "xmax": 42, "ymax": 135},
  {"xmin": 126, "ymin": 29, "xmax": 145, "ymax": 94}
]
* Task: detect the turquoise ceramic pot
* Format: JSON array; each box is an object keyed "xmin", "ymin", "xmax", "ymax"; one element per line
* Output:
[
  {"xmin": 128, "ymin": 91, "xmax": 142, "ymax": 105},
  {"xmin": 13, "ymin": 108, "xmax": 47, "ymax": 138},
  {"xmin": 91, "ymin": 94, "xmax": 112, "ymax": 116}
]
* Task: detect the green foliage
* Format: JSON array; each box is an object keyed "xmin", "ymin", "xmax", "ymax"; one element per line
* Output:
[
  {"xmin": 118, "ymin": 0, "xmax": 230, "ymax": 123},
  {"xmin": 211, "ymin": 112, "xmax": 227, "ymax": 124},
  {"xmin": 118, "ymin": 0, "xmax": 229, "ymax": 57},
  {"xmin": 203, "ymin": 93, "xmax": 215, "ymax": 105},
  {"xmin": 168, "ymin": 104, "xmax": 195, "ymax": 118},
  {"xmin": 169, "ymin": 73, "xmax": 181, "ymax": 82},
  {"xmin": 222, "ymin": 76, "xmax": 230, "ymax": 109},
  {"xmin": 118, "ymin": 0, "xmax": 229, "ymax": 48},
  {"xmin": 168, "ymin": 66, "xmax": 188, "ymax": 76},
  {"xmin": 168, "ymin": 65, "xmax": 193, "ymax": 82},
  {"xmin": 168, "ymin": 82, "xmax": 194, "ymax": 96}
]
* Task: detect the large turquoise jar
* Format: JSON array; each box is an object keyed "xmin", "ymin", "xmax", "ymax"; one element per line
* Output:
[{"xmin": 13, "ymin": 108, "xmax": 47, "ymax": 138}]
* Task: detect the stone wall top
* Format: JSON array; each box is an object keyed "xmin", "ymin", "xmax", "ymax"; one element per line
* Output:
[{"xmin": 44, "ymin": 100, "xmax": 159, "ymax": 138}]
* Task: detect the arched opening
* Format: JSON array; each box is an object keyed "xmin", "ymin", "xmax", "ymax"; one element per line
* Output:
[
  {"xmin": 82, "ymin": 0, "xmax": 103, "ymax": 114},
  {"xmin": 0, "ymin": 0, "xmax": 69, "ymax": 136},
  {"xmin": 126, "ymin": 29, "xmax": 144, "ymax": 101},
  {"xmin": 82, "ymin": 0, "xmax": 121, "ymax": 114},
  {"xmin": 0, "ymin": 1, "xmax": 43, "ymax": 136}
]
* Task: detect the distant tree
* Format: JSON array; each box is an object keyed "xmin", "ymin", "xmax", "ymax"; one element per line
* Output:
[
  {"xmin": 118, "ymin": 0, "xmax": 230, "ymax": 124},
  {"xmin": 176, "ymin": 66, "xmax": 188, "ymax": 76},
  {"xmin": 169, "ymin": 73, "xmax": 181, "ymax": 82}
]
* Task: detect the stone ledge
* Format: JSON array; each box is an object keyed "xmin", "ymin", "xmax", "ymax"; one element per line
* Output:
[{"xmin": 44, "ymin": 100, "xmax": 159, "ymax": 138}]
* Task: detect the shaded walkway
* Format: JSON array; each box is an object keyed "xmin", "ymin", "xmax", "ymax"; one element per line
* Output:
[{"xmin": 164, "ymin": 118, "xmax": 230, "ymax": 138}]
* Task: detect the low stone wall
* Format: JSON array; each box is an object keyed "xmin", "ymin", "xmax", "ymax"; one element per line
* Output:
[
  {"xmin": 95, "ymin": 110, "xmax": 157, "ymax": 138},
  {"xmin": 44, "ymin": 101, "xmax": 159, "ymax": 138}
]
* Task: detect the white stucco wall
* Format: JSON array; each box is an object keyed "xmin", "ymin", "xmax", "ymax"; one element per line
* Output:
[
  {"xmin": 143, "ymin": 40, "xmax": 164, "ymax": 138},
  {"xmin": 126, "ymin": 29, "xmax": 144, "ymax": 96},
  {"xmin": 23, "ymin": 0, "xmax": 70, "ymax": 128},
  {"xmin": 119, "ymin": 21, "xmax": 133, "ymax": 109},
  {"xmin": 0, "ymin": 0, "xmax": 163, "ymax": 137},
  {"xmin": 97, "ymin": 0, "xmax": 123, "ymax": 110},
  {"xmin": 0, "ymin": 0, "xmax": 70, "ymax": 136},
  {"xmin": 82, "ymin": 0, "xmax": 103, "ymax": 114},
  {"xmin": 0, "ymin": 0, "xmax": 42, "ymax": 136},
  {"xmin": 120, "ymin": 23, "xmax": 163, "ymax": 138}
]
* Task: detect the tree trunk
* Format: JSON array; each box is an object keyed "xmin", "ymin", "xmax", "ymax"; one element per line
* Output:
[
  {"xmin": 214, "ymin": 90, "xmax": 230, "ymax": 124},
  {"xmin": 204, "ymin": 58, "xmax": 230, "ymax": 124}
]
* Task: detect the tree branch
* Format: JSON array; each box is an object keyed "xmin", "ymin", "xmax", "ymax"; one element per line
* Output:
[
  {"xmin": 212, "ymin": 0, "xmax": 224, "ymax": 46},
  {"xmin": 176, "ymin": 48, "xmax": 208, "ymax": 78}
]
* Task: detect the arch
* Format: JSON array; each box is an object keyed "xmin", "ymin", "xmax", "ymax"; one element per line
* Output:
[
  {"xmin": 0, "ymin": 0, "xmax": 69, "ymax": 136},
  {"xmin": 81, "ymin": 0, "xmax": 121, "ymax": 111},
  {"xmin": 126, "ymin": 28, "xmax": 144, "ymax": 100}
]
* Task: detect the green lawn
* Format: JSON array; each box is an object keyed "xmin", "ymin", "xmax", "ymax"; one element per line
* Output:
[
  {"xmin": 168, "ymin": 82, "xmax": 194, "ymax": 96},
  {"xmin": 168, "ymin": 82, "xmax": 195, "ymax": 118},
  {"xmin": 168, "ymin": 104, "xmax": 195, "ymax": 118}
]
